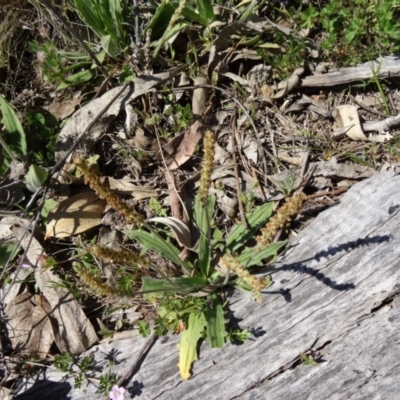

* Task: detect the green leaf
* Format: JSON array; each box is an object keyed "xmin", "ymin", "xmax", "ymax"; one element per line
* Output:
[
  {"xmin": 56, "ymin": 69, "xmax": 96, "ymax": 90},
  {"xmin": 58, "ymin": 51, "xmax": 91, "ymax": 60},
  {"xmin": 226, "ymin": 202, "xmax": 274, "ymax": 252},
  {"xmin": 194, "ymin": 194, "xmax": 216, "ymax": 277},
  {"xmin": 123, "ymin": 229, "xmax": 183, "ymax": 266},
  {"xmin": 74, "ymin": 0, "xmax": 105, "ymax": 38},
  {"xmin": 100, "ymin": 34, "xmax": 119, "ymax": 58},
  {"xmin": 205, "ymin": 294, "xmax": 226, "ymax": 348},
  {"xmin": 137, "ymin": 321, "xmax": 151, "ymax": 337},
  {"xmin": 41, "ymin": 199, "xmax": 59, "ymax": 219},
  {"xmin": 237, "ymin": 241, "xmax": 287, "ymax": 268},
  {"xmin": 178, "ymin": 312, "xmax": 205, "ymax": 380},
  {"xmin": 195, "ymin": 0, "xmax": 215, "ymax": 25},
  {"xmin": 181, "ymin": 5, "xmax": 210, "ymax": 25},
  {"xmin": 25, "ymin": 164, "xmax": 48, "ymax": 192},
  {"xmin": 239, "ymin": 0, "xmax": 257, "ymax": 22},
  {"xmin": 0, "ymin": 242, "xmax": 19, "ymax": 267},
  {"xmin": 146, "ymin": 0, "xmax": 176, "ymax": 39},
  {"xmin": 153, "ymin": 21, "xmax": 190, "ymax": 47},
  {"xmin": 97, "ymin": 327, "xmax": 115, "ymax": 338},
  {"xmin": 141, "ymin": 276, "xmax": 207, "ymax": 298},
  {"xmin": 0, "ymin": 94, "xmax": 27, "ymax": 156}
]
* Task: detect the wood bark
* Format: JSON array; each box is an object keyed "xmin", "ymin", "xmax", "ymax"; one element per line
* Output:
[
  {"xmin": 14, "ymin": 172, "xmax": 400, "ymax": 400},
  {"xmin": 301, "ymin": 55, "xmax": 400, "ymax": 87}
]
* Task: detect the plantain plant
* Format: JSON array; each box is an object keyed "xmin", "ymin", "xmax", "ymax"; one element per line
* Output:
[{"xmin": 74, "ymin": 130, "xmax": 304, "ymax": 379}]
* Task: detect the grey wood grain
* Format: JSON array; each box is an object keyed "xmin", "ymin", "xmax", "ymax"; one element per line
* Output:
[
  {"xmin": 14, "ymin": 172, "xmax": 400, "ymax": 400},
  {"xmin": 301, "ymin": 55, "xmax": 400, "ymax": 87}
]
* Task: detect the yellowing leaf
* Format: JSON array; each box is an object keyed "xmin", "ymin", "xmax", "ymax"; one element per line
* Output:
[
  {"xmin": 45, "ymin": 191, "xmax": 106, "ymax": 238},
  {"xmin": 178, "ymin": 312, "xmax": 205, "ymax": 380}
]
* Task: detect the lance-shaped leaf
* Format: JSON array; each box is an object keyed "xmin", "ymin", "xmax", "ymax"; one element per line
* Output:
[
  {"xmin": 205, "ymin": 294, "xmax": 226, "ymax": 349},
  {"xmin": 226, "ymin": 202, "xmax": 274, "ymax": 252},
  {"xmin": 0, "ymin": 94, "xmax": 27, "ymax": 156},
  {"xmin": 123, "ymin": 229, "xmax": 183, "ymax": 266},
  {"xmin": 141, "ymin": 276, "xmax": 207, "ymax": 298},
  {"xmin": 237, "ymin": 241, "xmax": 287, "ymax": 267},
  {"xmin": 194, "ymin": 194, "xmax": 216, "ymax": 277},
  {"xmin": 25, "ymin": 164, "xmax": 48, "ymax": 192},
  {"xmin": 179, "ymin": 312, "xmax": 205, "ymax": 380}
]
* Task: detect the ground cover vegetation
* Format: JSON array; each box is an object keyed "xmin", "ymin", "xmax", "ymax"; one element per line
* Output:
[{"xmin": 1, "ymin": 0, "xmax": 400, "ymax": 397}]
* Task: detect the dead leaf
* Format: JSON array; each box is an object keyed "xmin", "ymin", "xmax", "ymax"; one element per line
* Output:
[
  {"xmin": 285, "ymin": 95, "xmax": 331, "ymax": 118},
  {"xmin": 34, "ymin": 263, "xmax": 99, "ymax": 355},
  {"xmin": 221, "ymin": 71, "xmax": 251, "ymax": 90},
  {"xmin": 134, "ymin": 127, "xmax": 156, "ymax": 150},
  {"xmin": 273, "ymin": 67, "xmax": 304, "ymax": 99},
  {"xmin": 277, "ymin": 150, "xmax": 303, "ymax": 166},
  {"xmin": 0, "ymin": 387, "xmax": 11, "ymax": 400},
  {"xmin": 45, "ymin": 191, "xmax": 106, "ymax": 238},
  {"xmin": 211, "ymin": 188, "xmax": 237, "ymax": 220},
  {"xmin": 5, "ymin": 292, "xmax": 54, "ymax": 358},
  {"xmin": 2, "ymin": 217, "xmax": 98, "ymax": 355},
  {"xmin": 107, "ymin": 177, "xmax": 159, "ymax": 199},
  {"xmin": 243, "ymin": 138, "xmax": 258, "ymax": 164},
  {"xmin": 313, "ymin": 157, "xmax": 378, "ymax": 179},
  {"xmin": 168, "ymin": 121, "xmax": 203, "ymax": 170},
  {"xmin": 45, "ymin": 97, "xmax": 81, "ymax": 120},
  {"xmin": 149, "ymin": 217, "xmax": 192, "ymax": 248},
  {"xmin": 55, "ymin": 68, "xmax": 185, "ymax": 163},
  {"xmin": 192, "ymin": 74, "xmax": 209, "ymax": 117},
  {"xmin": 335, "ymin": 105, "xmax": 367, "ymax": 141}
]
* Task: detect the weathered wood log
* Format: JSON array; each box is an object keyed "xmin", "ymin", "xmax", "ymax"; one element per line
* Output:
[
  {"xmin": 14, "ymin": 172, "xmax": 400, "ymax": 400},
  {"xmin": 301, "ymin": 55, "xmax": 400, "ymax": 87}
]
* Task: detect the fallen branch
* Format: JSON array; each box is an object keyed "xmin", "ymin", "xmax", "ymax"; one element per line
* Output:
[{"xmin": 301, "ymin": 55, "xmax": 400, "ymax": 87}]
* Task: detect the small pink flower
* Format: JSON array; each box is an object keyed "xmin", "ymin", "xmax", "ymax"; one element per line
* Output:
[
  {"xmin": 17, "ymin": 255, "xmax": 30, "ymax": 269},
  {"xmin": 109, "ymin": 385, "xmax": 125, "ymax": 400}
]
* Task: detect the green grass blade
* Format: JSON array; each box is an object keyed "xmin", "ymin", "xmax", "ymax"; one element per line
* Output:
[
  {"xmin": 205, "ymin": 294, "xmax": 226, "ymax": 348},
  {"xmin": 0, "ymin": 94, "xmax": 27, "ymax": 156}
]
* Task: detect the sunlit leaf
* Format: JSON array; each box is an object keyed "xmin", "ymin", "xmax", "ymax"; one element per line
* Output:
[
  {"xmin": 237, "ymin": 241, "xmax": 287, "ymax": 267},
  {"xmin": 205, "ymin": 294, "xmax": 226, "ymax": 348},
  {"xmin": 123, "ymin": 229, "xmax": 183, "ymax": 266},
  {"xmin": 56, "ymin": 70, "xmax": 96, "ymax": 91},
  {"xmin": 0, "ymin": 94, "xmax": 27, "ymax": 156},
  {"xmin": 226, "ymin": 202, "xmax": 274, "ymax": 252},
  {"xmin": 45, "ymin": 191, "xmax": 106, "ymax": 238},
  {"xmin": 178, "ymin": 312, "xmax": 205, "ymax": 380},
  {"xmin": 194, "ymin": 194, "xmax": 216, "ymax": 277},
  {"xmin": 141, "ymin": 276, "xmax": 207, "ymax": 298},
  {"xmin": 25, "ymin": 164, "xmax": 48, "ymax": 193}
]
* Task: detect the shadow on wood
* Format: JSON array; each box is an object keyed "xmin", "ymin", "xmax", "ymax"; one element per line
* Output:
[{"xmin": 14, "ymin": 172, "xmax": 400, "ymax": 400}]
